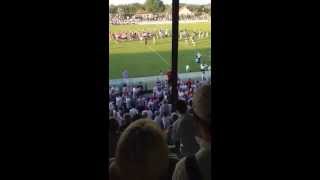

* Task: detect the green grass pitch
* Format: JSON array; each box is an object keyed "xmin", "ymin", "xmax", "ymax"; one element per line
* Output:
[{"xmin": 109, "ymin": 22, "xmax": 211, "ymax": 79}]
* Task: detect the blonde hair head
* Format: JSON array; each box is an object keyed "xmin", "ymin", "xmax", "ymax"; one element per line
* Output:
[{"xmin": 114, "ymin": 118, "xmax": 169, "ymax": 180}]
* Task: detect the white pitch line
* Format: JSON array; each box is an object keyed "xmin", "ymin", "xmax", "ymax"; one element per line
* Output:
[{"xmin": 148, "ymin": 46, "xmax": 170, "ymax": 66}]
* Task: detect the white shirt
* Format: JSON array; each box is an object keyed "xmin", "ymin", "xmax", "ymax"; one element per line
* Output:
[
  {"xmin": 114, "ymin": 87, "xmax": 120, "ymax": 94},
  {"xmin": 147, "ymin": 110, "xmax": 153, "ymax": 119},
  {"xmin": 153, "ymin": 86, "xmax": 157, "ymax": 93},
  {"xmin": 122, "ymin": 87, "xmax": 127, "ymax": 94},
  {"xmin": 125, "ymin": 97, "xmax": 131, "ymax": 107},
  {"xmin": 178, "ymin": 91, "xmax": 184, "ymax": 98},
  {"xmin": 200, "ymin": 64, "xmax": 205, "ymax": 70},
  {"xmin": 115, "ymin": 97, "xmax": 122, "ymax": 107},
  {"xmin": 109, "ymin": 102, "xmax": 114, "ymax": 112},
  {"xmin": 182, "ymin": 84, "xmax": 188, "ymax": 91},
  {"xmin": 156, "ymin": 90, "xmax": 163, "ymax": 98},
  {"xmin": 129, "ymin": 108, "xmax": 138, "ymax": 118},
  {"xmin": 148, "ymin": 101, "xmax": 153, "ymax": 108}
]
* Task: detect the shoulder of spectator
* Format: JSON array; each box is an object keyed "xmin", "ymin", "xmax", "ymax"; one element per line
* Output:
[
  {"xmin": 172, "ymin": 157, "xmax": 189, "ymax": 180},
  {"xmin": 109, "ymin": 161, "xmax": 120, "ymax": 180}
]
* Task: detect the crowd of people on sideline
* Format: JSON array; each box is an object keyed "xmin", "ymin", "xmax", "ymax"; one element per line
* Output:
[
  {"xmin": 109, "ymin": 28, "xmax": 170, "ymax": 42},
  {"xmin": 109, "ymin": 78, "xmax": 213, "ymax": 180},
  {"xmin": 109, "ymin": 28, "xmax": 210, "ymax": 44},
  {"xmin": 110, "ymin": 15, "xmax": 210, "ymax": 25}
]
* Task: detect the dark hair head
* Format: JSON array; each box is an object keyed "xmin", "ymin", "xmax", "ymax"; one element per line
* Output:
[
  {"xmin": 176, "ymin": 100, "xmax": 187, "ymax": 114},
  {"xmin": 141, "ymin": 111, "xmax": 148, "ymax": 118},
  {"xmin": 123, "ymin": 113, "xmax": 131, "ymax": 122},
  {"xmin": 109, "ymin": 118, "xmax": 119, "ymax": 132},
  {"xmin": 171, "ymin": 113, "xmax": 179, "ymax": 122}
]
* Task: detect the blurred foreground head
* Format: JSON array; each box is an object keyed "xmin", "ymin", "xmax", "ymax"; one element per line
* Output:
[
  {"xmin": 192, "ymin": 84, "xmax": 213, "ymax": 143},
  {"xmin": 110, "ymin": 119, "xmax": 169, "ymax": 180}
]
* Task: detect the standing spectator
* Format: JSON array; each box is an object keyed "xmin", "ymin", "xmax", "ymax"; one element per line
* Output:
[
  {"xmin": 187, "ymin": 79, "xmax": 192, "ymax": 89},
  {"xmin": 160, "ymin": 100, "xmax": 170, "ymax": 117},
  {"xmin": 122, "ymin": 84, "xmax": 128, "ymax": 96},
  {"xmin": 172, "ymin": 85, "xmax": 212, "ymax": 180},
  {"xmin": 161, "ymin": 111, "xmax": 171, "ymax": 130},
  {"xmin": 116, "ymin": 95, "xmax": 122, "ymax": 111},
  {"xmin": 171, "ymin": 100, "xmax": 199, "ymax": 158},
  {"xmin": 170, "ymin": 113, "xmax": 179, "ymax": 126},
  {"xmin": 125, "ymin": 95, "xmax": 131, "ymax": 110}
]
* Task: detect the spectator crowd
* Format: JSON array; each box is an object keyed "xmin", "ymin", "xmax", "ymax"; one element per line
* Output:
[{"xmin": 109, "ymin": 78, "xmax": 213, "ymax": 180}]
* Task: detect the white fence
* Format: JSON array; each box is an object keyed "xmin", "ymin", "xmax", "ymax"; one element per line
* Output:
[{"xmin": 109, "ymin": 71, "xmax": 211, "ymax": 90}]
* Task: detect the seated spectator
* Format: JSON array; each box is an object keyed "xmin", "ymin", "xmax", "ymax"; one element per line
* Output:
[
  {"xmin": 109, "ymin": 117, "xmax": 120, "ymax": 158},
  {"xmin": 171, "ymin": 100, "xmax": 199, "ymax": 158},
  {"xmin": 172, "ymin": 85, "xmax": 212, "ymax": 180},
  {"xmin": 147, "ymin": 109, "xmax": 153, "ymax": 119},
  {"xmin": 141, "ymin": 110, "xmax": 148, "ymax": 119},
  {"xmin": 116, "ymin": 110, "xmax": 123, "ymax": 126},
  {"xmin": 129, "ymin": 107, "xmax": 138, "ymax": 118},
  {"xmin": 160, "ymin": 99, "xmax": 170, "ymax": 116},
  {"xmin": 132, "ymin": 113, "xmax": 140, "ymax": 122},
  {"xmin": 109, "ymin": 119, "xmax": 169, "ymax": 180},
  {"xmin": 155, "ymin": 117, "xmax": 164, "ymax": 129}
]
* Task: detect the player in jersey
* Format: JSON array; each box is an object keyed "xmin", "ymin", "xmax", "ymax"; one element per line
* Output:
[
  {"xmin": 195, "ymin": 51, "xmax": 201, "ymax": 64},
  {"xmin": 200, "ymin": 63, "xmax": 209, "ymax": 71},
  {"xmin": 201, "ymin": 69, "xmax": 206, "ymax": 81},
  {"xmin": 122, "ymin": 70, "xmax": 129, "ymax": 85},
  {"xmin": 144, "ymin": 36, "xmax": 148, "ymax": 46},
  {"xmin": 186, "ymin": 65, "xmax": 190, "ymax": 72}
]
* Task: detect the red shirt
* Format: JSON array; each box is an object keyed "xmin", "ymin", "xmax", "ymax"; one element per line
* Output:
[{"xmin": 187, "ymin": 80, "xmax": 192, "ymax": 88}]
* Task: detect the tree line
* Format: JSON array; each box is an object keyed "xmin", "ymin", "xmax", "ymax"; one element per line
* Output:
[{"xmin": 109, "ymin": 0, "xmax": 211, "ymax": 17}]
